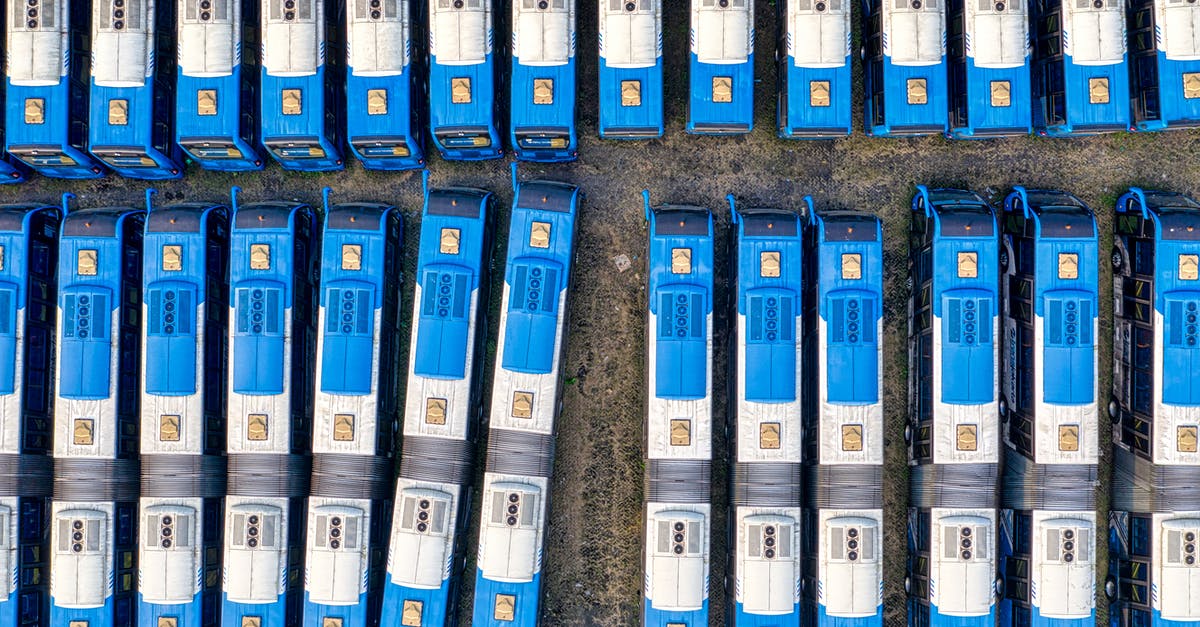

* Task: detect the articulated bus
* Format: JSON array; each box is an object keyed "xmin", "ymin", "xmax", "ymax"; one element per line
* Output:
[
  {"xmin": 471, "ymin": 168, "xmax": 579, "ymax": 627},
  {"xmin": 1108, "ymin": 188, "xmax": 1200, "ymax": 627},
  {"xmin": 641, "ymin": 193, "xmax": 713, "ymax": 627},
  {"xmin": 777, "ymin": 0, "xmax": 853, "ymax": 138},
  {"xmin": 220, "ymin": 191, "xmax": 320, "ymax": 627},
  {"xmin": 946, "ymin": 0, "xmax": 1032, "ymax": 137},
  {"xmin": 687, "ymin": 0, "xmax": 754, "ymax": 134},
  {"xmin": 1128, "ymin": 0, "xmax": 1200, "ymax": 131},
  {"xmin": 50, "ymin": 198, "xmax": 145, "ymax": 627},
  {"xmin": 510, "ymin": 0, "xmax": 577, "ymax": 162},
  {"xmin": 175, "ymin": 0, "xmax": 266, "ymax": 171},
  {"xmin": 0, "ymin": 203, "xmax": 59, "ymax": 627},
  {"xmin": 260, "ymin": 0, "xmax": 345, "ymax": 171},
  {"xmin": 1029, "ymin": 0, "xmax": 1130, "ymax": 136},
  {"xmin": 5, "ymin": 0, "xmax": 105, "ymax": 178},
  {"xmin": 88, "ymin": 0, "xmax": 184, "ymax": 179},
  {"xmin": 428, "ymin": 0, "xmax": 503, "ymax": 160},
  {"xmin": 345, "ymin": 0, "xmax": 426, "ymax": 170},
  {"xmin": 597, "ymin": 0, "xmax": 663, "ymax": 138},
  {"xmin": 801, "ymin": 201, "xmax": 885, "ymax": 627},
  {"xmin": 906, "ymin": 187, "xmax": 1001, "ymax": 627},
  {"xmin": 863, "ymin": 0, "xmax": 949, "ymax": 136},
  {"xmin": 726, "ymin": 199, "xmax": 803, "ymax": 625},
  {"xmin": 998, "ymin": 187, "xmax": 1099, "ymax": 627},
  {"xmin": 303, "ymin": 191, "xmax": 403, "ymax": 627},
  {"xmin": 380, "ymin": 176, "xmax": 494, "ymax": 627},
  {"xmin": 137, "ymin": 192, "xmax": 230, "ymax": 627}
]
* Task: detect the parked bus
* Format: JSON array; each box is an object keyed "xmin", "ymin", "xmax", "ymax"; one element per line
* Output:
[
  {"xmin": 597, "ymin": 0, "xmax": 663, "ymax": 138},
  {"xmin": 137, "ymin": 191, "xmax": 230, "ymax": 627},
  {"xmin": 906, "ymin": 187, "xmax": 1001, "ymax": 627},
  {"xmin": 997, "ymin": 187, "xmax": 1099, "ymax": 627},
  {"xmin": 863, "ymin": 0, "xmax": 949, "ymax": 136},
  {"xmin": 946, "ymin": 0, "xmax": 1032, "ymax": 137},
  {"xmin": 510, "ymin": 0, "xmax": 577, "ymax": 162},
  {"xmin": 726, "ymin": 198, "xmax": 803, "ymax": 625},
  {"xmin": 1107, "ymin": 187, "xmax": 1200, "ymax": 627},
  {"xmin": 801, "ymin": 201, "xmax": 885, "ymax": 627},
  {"xmin": 1127, "ymin": 0, "xmax": 1200, "ymax": 131},
  {"xmin": 687, "ymin": 0, "xmax": 754, "ymax": 134},
  {"xmin": 641, "ymin": 192, "xmax": 713, "ymax": 627},
  {"xmin": 380, "ymin": 174, "xmax": 495, "ymax": 627},
  {"xmin": 428, "ymin": 0, "xmax": 503, "ymax": 160},
  {"xmin": 777, "ymin": 0, "xmax": 853, "ymax": 138}
]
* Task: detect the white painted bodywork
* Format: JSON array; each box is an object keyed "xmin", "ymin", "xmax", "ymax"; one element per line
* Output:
[
  {"xmin": 1160, "ymin": 0, "xmax": 1200, "ymax": 61},
  {"xmin": 929, "ymin": 510, "xmax": 996, "ymax": 616},
  {"xmin": 885, "ymin": 0, "xmax": 945, "ymax": 66},
  {"xmin": 1063, "ymin": 0, "xmax": 1124, "ymax": 65},
  {"xmin": 50, "ymin": 504, "xmax": 113, "ymax": 609},
  {"xmin": 262, "ymin": 0, "xmax": 322, "ymax": 76},
  {"xmin": 645, "ymin": 505, "xmax": 709, "ymax": 611},
  {"xmin": 222, "ymin": 499, "xmax": 287, "ymax": 604},
  {"xmin": 691, "ymin": 0, "xmax": 753, "ymax": 64},
  {"xmin": 816, "ymin": 317, "xmax": 884, "ymax": 465},
  {"xmin": 139, "ymin": 501, "xmax": 203, "ymax": 605},
  {"xmin": 477, "ymin": 479, "xmax": 546, "ymax": 583},
  {"xmin": 735, "ymin": 511, "xmax": 801, "ymax": 614},
  {"xmin": 818, "ymin": 511, "xmax": 883, "ymax": 617},
  {"xmin": 598, "ymin": 0, "xmax": 660, "ymax": 67},
  {"xmin": 305, "ymin": 501, "xmax": 369, "ymax": 605},
  {"xmin": 430, "ymin": 0, "xmax": 491, "ymax": 64},
  {"xmin": 0, "ymin": 501, "xmax": 14, "ymax": 599},
  {"xmin": 177, "ymin": 0, "xmax": 238, "ymax": 76},
  {"xmin": 513, "ymin": 0, "xmax": 574, "ymax": 65},
  {"xmin": 788, "ymin": 0, "xmax": 851, "ymax": 68},
  {"xmin": 140, "ymin": 297, "xmax": 206, "ymax": 456},
  {"xmin": 1029, "ymin": 511, "xmax": 1095, "ymax": 619},
  {"xmin": 1155, "ymin": 514, "xmax": 1200, "ymax": 621},
  {"xmin": 92, "ymin": 0, "xmax": 153, "ymax": 87},
  {"xmin": 54, "ymin": 290, "xmax": 121, "ymax": 461},
  {"xmin": 6, "ymin": 0, "xmax": 68, "ymax": 85},
  {"xmin": 387, "ymin": 486, "xmax": 457, "ymax": 589},
  {"xmin": 1151, "ymin": 308, "xmax": 1200, "ymax": 465},
  {"xmin": 313, "ymin": 307, "xmax": 382, "ymax": 457},
  {"xmin": 347, "ymin": 0, "xmax": 409, "ymax": 76},
  {"xmin": 930, "ymin": 314, "xmax": 999, "ymax": 465},
  {"xmin": 0, "ymin": 303, "xmax": 25, "ymax": 457},
  {"xmin": 967, "ymin": 0, "xmax": 1028, "ymax": 68}
]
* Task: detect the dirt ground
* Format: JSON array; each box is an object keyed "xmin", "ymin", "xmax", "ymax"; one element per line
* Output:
[{"xmin": 5, "ymin": 0, "xmax": 1200, "ymax": 625}]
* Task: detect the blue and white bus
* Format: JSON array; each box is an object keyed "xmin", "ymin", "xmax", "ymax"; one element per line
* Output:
[
  {"xmin": 5, "ymin": 0, "xmax": 105, "ymax": 178},
  {"xmin": 1029, "ymin": 0, "xmax": 1130, "ymax": 135},
  {"xmin": 260, "ymin": 0, "xmax": 345, "ymax": 171},
  {"xmin": 0, "ymin": 202, "xmax": 59, "ymax": 627},
  {"xmin": 597, "ymin": 0, "xmax": 664, "ymax": 139},
  {"xmin": 777, "ymin": 0, "xmax": 853, "ymax": 138},
  {"xmin": 1107, "ymin": 188, "xmax": 1200, "ymax": 627},
  {"xmin": 687, "ymin": 0, "xmax": 754, "ymax": 134},
  {"xmin": 380, "ymin": 175, "xmax": 494, "ymax": 627},
  {"xmin": 997, "ymin": 187, "xmax": 1099, "ymax": 627},
  {"xmin": 863, "ymin": 0, "xmax": 949, "ymax": 136},
  {"xmin": 801, "ymin": 201, "xmax": 884, "ymax": 627},
  {"xmin": 906, "ymin": 187, "xmax": 1001, "ymax": 627},
  {"xmin": 947, "ymin": 0, "xmax": 1032, "ymax": 137},
  {"xmin": 50, "ymin": 198, "xmax": 145, "ymax": 627},
  {"xmin": 137, "ymin": 191, "xmax": 230, "ymax": 627},
  {"xmin": 88, "ymin": 0, "xmax": 184, "ymax": 179},
  {"xmin": 510, "ymin": 0, "xmax": 577, "ymax": 162},
  {"xmin": 220, "ymin": 191, "xmax": 320, "ymax": 627},
  {"xmin": 727, "ymin": 199, "xmax": 803, "ymax": 625},
  {"xmin": 471, "ymin": 168, "xmax": 579, "ymax": 627},
  {"xmin": 641, "ymin": 192, "xmax": 713, "ymax": 627},
  {"xmin": 303, "ymin": 190, "xmax": 403, "ymax": 627},
  {"xmin": 1128, "ymin": 0, "xmax": 1200, "ymax": 131},
  {"xmin": 175, "ymin": 0, "xmax": 266, "ymax": 171},
  {"xmin": 428, "ymin": 0, "xmax": 502, "ymax": 160},
  {"xmin": 345, "ymin": 0, "xmax": 426, "ymax": 170}
]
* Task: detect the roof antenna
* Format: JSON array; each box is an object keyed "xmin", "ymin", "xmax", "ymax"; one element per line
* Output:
[
  {"xmin": 61, "ymin": 193, "xmax": 75, "ymax": 216},
  {"xmin": 145, "ymin": 188, "xmax": 157, "ymax": 213},
  {"xmin": 641, "ymin": 189, "xmax": 652, "ymax": 222},
  {"xmin": 230, "ymin": 186, "xmax": 241, "ymax": 213}
]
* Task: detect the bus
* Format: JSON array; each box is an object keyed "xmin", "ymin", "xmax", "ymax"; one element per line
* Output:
[
  {"xmin": 137, "ymin": 191, "xmax": 230, "ymax": 627},
  {"xmin": 777, "ymin": 0, "xmax": 853, "ymax": 138},
  {"xmin": 428, "ymin": 0, "xmax": 503, "ymax": 161},
  {"xmin": 726, "ymin": 198, "xmax": 803, "ymax": 625},
  {"xmin": 1107, "ymin": 187, "xmax": 1200, "ymax": 627},
  {"xmin": 345, "ymin": 0, "xmax": 426, "ymax": 170},
  {"xmin": 302, "ymin": 189, "xmax": 403, "ymax": 627},
  {"xmin": 801, "ymin": 201, "xmax": 884, "ymax": 627},
  {"xmin": 997, "ymin": 187, "xmax": 1099, "ymax": 627},
  {"xmin": 5, "ymin": 0, "xmax": 105, "ymax": 178},
  {"xmin": 260, "ymin": 0, "xmax": 345, "ymax": 171},
  {"xmin": 906, "ymin": 187, "xmax": 1001, "ymax": 627},
  {"xmin": 50, "ymin": 198, "xmax": 145, "ymax": 627},
  {"xmin": 687, "ymin": 0, "xmax": 754, "ymax": 134},
  {"xmin": 220, "ymin": 190, "xmax": 320, "ymax": 627},
  {"xmin": 1028, "ymin": 0, "xmax": 1130, "ymax": 135},
  {"xmin": 379, "ymin": 174, "xmax": 494, "ymax": 627},
  {"xmin": 510, "ymin": 0, "xmax": 577, "ymax": 162},
  {"xmin": 863, "ymin": 0, "xmax": 949, "ymax": 136},
  {"xmin": 597, "ymin": 0, "xmax": 663, "ymax": 138},
  {"xmin": 175, "ymin": 0, "xmax": 266, "ymax": 171},
  {"xmin": 1128, "ymin": 0, "xmax": 1200, "ymax": 132},
  {"xmin": 0, "ymin": 202, "xmax": 59, "ymax": 627},
  {"xmin": 946, "ymin": 0, "xmax": 1032, "ymax": 137},
  {"xmin": 471, "ymin": 167, "xmax": 579, "ymax": 626},
  {"xmin": 88, "ymin": 0, "xmax": 184, "ymax": 179},
  {"xmin": 641, "ymin": 192, "xmax": 713, "ymax": 627}
]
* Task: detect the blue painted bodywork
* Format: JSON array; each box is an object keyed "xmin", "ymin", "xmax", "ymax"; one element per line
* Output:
[
  {"xmin": 777, "ymin": 0, "xmax": 852, "ymax": 138},
  {"xmin": 471, "ymin": 573, "xmax": 542, "ymax": 627},
  {"xmin": 863, "ymin": 0, "xmax": 949, "ymax": 136},
  {"xmin": 687, "ymin": 10, "xmax": 754, "ymax": 135},
  {"xmin": 949, "ymin": 57, "xmax": 1033, "ymax": 138},
  {"xmin": 261, "ymin": 68, "xmax": 344, "ymax": 171},
  {"xmin": 1128, "ymin": 0, "xmax": 1200, "ymax": 132},
  {"xmin": 645, "ymin": 600, "xmax": 710, "ymax": 627},
  {"xmin": 598, "ymin": 9, "xmax": 664, "ymax": 140},
  {"xmin": 428, "ymin": 3, "xmax": 502, "ymax": 161},
  {"xmin": 647, "ymin": 205, "xmax": 714, "ymax": 402},
  {"xmin": 510, "ymin": 53, "xmax": 577, "ymax": 162}
]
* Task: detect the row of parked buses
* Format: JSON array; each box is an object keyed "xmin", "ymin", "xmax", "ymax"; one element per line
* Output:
[{"xmin": 0, "ymin": 164, "xmax": 581, "ymax": 627}]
